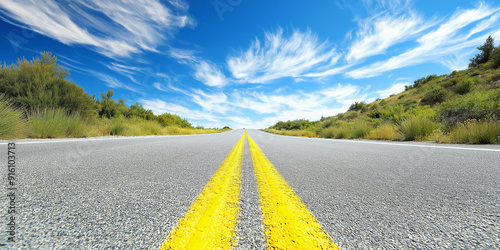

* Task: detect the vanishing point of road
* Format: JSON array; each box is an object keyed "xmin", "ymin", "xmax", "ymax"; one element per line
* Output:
[{"xmin": 1, "ymin": 129, "xmax": 499, "ymax": 249}]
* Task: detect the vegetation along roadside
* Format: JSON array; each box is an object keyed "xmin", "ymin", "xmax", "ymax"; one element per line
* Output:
[
  {"xmin": 263, "ymin": 36, "xmax": 500, "ymax": 144},
  {"xmin": 0, "ymin": 53, "xmax": 230, "ymax": 140}
]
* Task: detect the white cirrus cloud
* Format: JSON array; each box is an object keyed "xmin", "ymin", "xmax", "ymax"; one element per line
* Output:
[
  {"xmin": 376, "ymin": 82, "xmax": 407, "ymax": 98},
  {"xmin": 0, "ymin": 0, "xmax": 194, "ymax": 57},
  {"xmin": 227, "ymin": 28, "xmax": 340, "ymax": 83},
  {"xmin": 169, "ymin": 48, "xmax": 229, "ymax": 87},
  {"xmin": 193, "ymin": 61, "xmax": 228, "ymax": 87},
  {"xmin": 347, "ymin": 3, "xmax": 500, "ymax": 79},
  {"xmin": 190, "ymin": 89, "xmax": 231, "ymax": 113},
  {"xmin": 346, "ymin": 10, "xmax": 432, "ymax": 62}
]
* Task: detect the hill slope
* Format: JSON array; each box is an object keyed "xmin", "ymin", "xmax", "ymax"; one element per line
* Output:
[{"xmin": 264, "ymin": 38, "xmax": 500, "ymax": 144}]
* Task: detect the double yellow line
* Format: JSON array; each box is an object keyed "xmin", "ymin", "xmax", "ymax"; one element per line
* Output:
[{"xmin": 160, "ymin": 131, "xmax": 339, "ymax": 250}]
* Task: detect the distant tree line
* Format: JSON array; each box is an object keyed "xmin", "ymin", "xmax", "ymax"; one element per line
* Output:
[{"xmin": 0, "ymin": 52, "xmax": 193, "ymax": 128}]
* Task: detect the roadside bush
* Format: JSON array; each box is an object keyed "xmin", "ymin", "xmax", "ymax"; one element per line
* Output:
[
  {"xmin": 320, "ymin": 126, "xmax": 351, "ymax": 139},
  {"xmin": 140, "ymin": 120, "xmax": 163, "ymax": 135},
  {"xmin": 449, "ymin": 120, "xmax": 500, "ymax": 144},
  {"xmin": 351, "ymin": 122, "xmax": 372, "ymax": 138},
  {"xmin": 400, "ymin": 115, "xmax": 438, "ymax": 141},
  {"xmin": 321, "ymin": 118, "xmax": 335, "ymax": 128},
  {"xmin": 335, "ymin": 126, "xmax": 352, "ymax": 139},
  {"xmin": 110, "ymin": 123, "xmax": 125, "ymax": 135},
  {"xmin": 0, "ymin": 94, "xmax": 27, "ymax": 139},
  {"xmin": 426, "ymin": 129, "xmax": 451, "ymax": 143},
  {"xmin": 367, "ymin": 123, "xmax": 399, "ymax": 140},
  {"xmin": 28, "ymin": 107, "xmax": 87, "ymax": 138},
  {"xmin": 269, "ymin": 119, "xmax": 312, "ymax": 130},
  {"xmin": 440, "ymin": 90, "xmax": 500, "ymax": 126},
  {"xmin": 320, "ymin": 127, "xmax": 337, "ymax": 138}
]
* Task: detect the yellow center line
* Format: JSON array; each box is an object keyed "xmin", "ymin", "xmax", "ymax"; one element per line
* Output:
[
  {"xmin": 247, "ymin": 133, "xmax": 340, "ymax": 249},
  {"xmin": 159, "ymin": 131, "xmax": 246, "ymax": 250}
]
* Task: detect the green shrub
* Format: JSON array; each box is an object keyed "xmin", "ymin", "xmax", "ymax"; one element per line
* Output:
[
  {"xmin": 440, "ymin": 90, "xmax": 500, "ymax": 126},
  {"xmin": 321, "ymin": 118, "xmax": 335, "ymax": 128},
  {"xmin": 320, "ymin": 127, "xmax": 337, "ymax": 138},
  {"xmin": 348, "ymin": 101, "xmax": 368, "ymax": 112},
  {"xmin": 487, "ymin": 71, "xmax": 500, "ymax": 84},
  {"xmin": 0, "ymin": 94, "xmax": 27, "ymax": 139},
  {"xmin": 142, "ymin": 120, "xmax": 163, "ymax": 135},
  {"xmin": 455, "ymin": 79, "xmax": 473, "ymax": 95},
  {"xmin": 449, "ymin": 120, "xmax": 500, "ymax": 144},
  {"xmin": 335, "ymin": 126, "xmax": 352, "ymax": 139},
  {"xmin": 367, "ymin": 123, "xmax": 399, "ymax": 140},
  {"xmin": 413, "ymin": 74, "xmax": 438, "ymax": 88},
  {"xmin": 400, "ymin": 115, "xmax": 438, "ymax": 141},
  {"xmin": 420, "ymin": 87, "xmax": 447, "ymax": 105},
  {"xmin": 399, "ymin": 99, "xmax": 417, "ymax": 108},
  {"xmin": 269, "ymin": 119, "xmax": 312, "ymax": 130},
  {"xmin": 344, "ymin": 111, "xmax": 359, "ymax": 120},
  {"xmin": 28, "ymin": 107, "xmax": 86, "ymax": 138},
  {"xmin": 351, "ymin": 122, "xmax": 372, "ymax": 138}
]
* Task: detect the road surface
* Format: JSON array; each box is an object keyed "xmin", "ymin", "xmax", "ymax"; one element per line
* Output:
[{"xmin": 1, "ymin": 129, "xmax": 499, "ymax": 249}]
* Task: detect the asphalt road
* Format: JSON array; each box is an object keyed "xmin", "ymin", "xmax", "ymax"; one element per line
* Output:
[{"xmin": 1, "ymin": 129, "xmax": 499, "ymax": 249}]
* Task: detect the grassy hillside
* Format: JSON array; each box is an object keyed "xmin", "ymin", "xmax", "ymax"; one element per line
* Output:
[
  {"xmin": 0, "ymin": 53, "xmax": 230, "ymax": 139},
  {"xmin": 264, "ymin": 37, "xmax": 500, "ymax": 144}
]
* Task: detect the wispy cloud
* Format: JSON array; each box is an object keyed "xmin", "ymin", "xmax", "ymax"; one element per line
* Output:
[
  {"xmin": 169, "ymin": 47, "xmax": 229, "ymax": 87},
  {"xmin": 190, "ymin": 89, "xmax": 231, "ymax": 113},
  {"xmin": 93, "ymin": 72, "xmax": 142, "ymax": 93},
  {"xmin": 106, "ymin": 62, "xmax": 142, "ymax": 76},
  {"xmin": 347, "ymin": 3, "xmax": 500, "ymax": 78},
  {"xmin": 193, "ymin": 83, "xmax": 361, "ymax": 120},
  {"xmin": 375, "ymin": 78, "xmax": 408, "ymax": 98},
  {"xmin": 227, "ymin": 28, "xmax": 340, "ymax": 83},
  {"xmin": 346, "ymin": 9, "xmax": 431, "ymax": 62},
  {"xmin": 193, "ymin": 61, "xmax": 228, "ymax": 87},
  {"xmin": 0, "ymin": 0, "xmax": 194, "ymax": 57}
]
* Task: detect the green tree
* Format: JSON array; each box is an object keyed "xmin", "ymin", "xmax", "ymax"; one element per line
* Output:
[
  {"xmin": 156, "ymin": 112, "xmax": 192, "ymax": 128},
  {"xmin": 491, "ymin": 45, "xmax": 500, "ymax": 68},
  {"xmin": 125, "ymin": 102, "xmax": 155, "ymax": 120},
  {"xmin": 97, "ymin": 89, "xmax": 117, "ymax": 118},
  {"xmin": 0, "ymin": 52, "xmax": 97, "ymax": 117},
  {"xmin": 469, "ymin": 36, "xmax": 495, "ymax": 67}
]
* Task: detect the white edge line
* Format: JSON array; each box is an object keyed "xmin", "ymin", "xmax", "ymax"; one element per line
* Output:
[
  {"xmin": 0, "ymin": 130, "xmax": 238, "ymax": 145},
  {"xmin": 328, "ymin": 138, "xmax": 500, "ymax": 152},
  {"xmin": 257, "ymin": 130, "xmax": 500, "ymax": 152}
]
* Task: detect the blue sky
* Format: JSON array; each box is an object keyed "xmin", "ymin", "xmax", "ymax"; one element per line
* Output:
[{"xmin": 1, "ymin": 0, "xmax": 499, "ymax": 128}]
